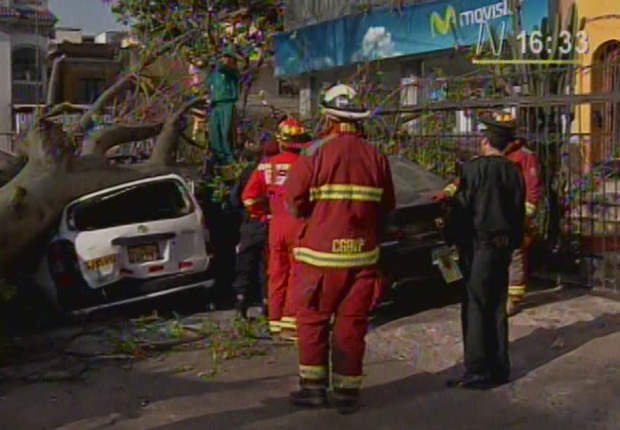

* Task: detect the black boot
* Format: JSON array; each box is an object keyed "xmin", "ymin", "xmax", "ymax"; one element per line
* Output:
[
  {"xmin": 290, "ymin": 387, "xmax": 328, "ymax": 408},
  {"xmin": 331, "ymin": 389, "xmax": 361, "ymax": 414},
  {"xmin": 235, "ymin": 294, "xmax": 248, "ymax": 319},
  {"xmin": 260, "ymin": 300, "xmax": 268, "ymax": 318},
  {"xmin": 446, "ymin": 372, "xmax": 500, "ymax": 390}
]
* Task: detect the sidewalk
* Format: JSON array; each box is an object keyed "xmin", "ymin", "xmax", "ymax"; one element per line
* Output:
[{"xmin": 1, "ymin": 288, "xmax": 619, "ymax": 429}]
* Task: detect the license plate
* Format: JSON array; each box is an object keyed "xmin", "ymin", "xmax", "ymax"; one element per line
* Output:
[
  {"xmin": 128, "ymin": 244, "xmax": 161, "ymax": 264},
  {"xmin": 86, "ymin": 254, "xmax": 117, "ymax": 271},
  {"xmin": 432, "ymin": 245, "xmax": 463, "ymax": 284}
]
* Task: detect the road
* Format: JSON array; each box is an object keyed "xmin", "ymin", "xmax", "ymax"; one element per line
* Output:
[{"xmin": 0, "ymin": 284, "xmax": 619, "ymax": 429}]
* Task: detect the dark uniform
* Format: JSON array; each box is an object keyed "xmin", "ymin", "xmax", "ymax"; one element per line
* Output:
[
  {"xmin": 231, "ymin": 162, "xmax": 269, "ymax": 318},
  {"xmin": 445, "ymin": 154, "xmax": 525, "ymax": 387}
]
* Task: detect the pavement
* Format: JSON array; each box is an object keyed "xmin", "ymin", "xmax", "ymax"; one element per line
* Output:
[{"xmin": 0, "ymin": 287, "xmax": 619, "ymax": 429}]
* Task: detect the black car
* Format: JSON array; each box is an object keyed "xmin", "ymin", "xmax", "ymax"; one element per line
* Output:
[{"xmin": 380, "ymin": 156, "xmax": 450, "ymax": 286}]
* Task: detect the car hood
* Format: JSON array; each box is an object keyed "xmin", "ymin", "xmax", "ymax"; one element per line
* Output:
[{"xmin": 388, "ymin": 155, "xmax": 446, "ymax": 209}]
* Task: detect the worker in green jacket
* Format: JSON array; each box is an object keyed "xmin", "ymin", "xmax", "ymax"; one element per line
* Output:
[{"xmin": 208, "ymin": 46, "xmax": 241, "ymax": 166}]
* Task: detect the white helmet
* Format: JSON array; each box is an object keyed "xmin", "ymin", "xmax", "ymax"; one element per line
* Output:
[{"xmin": 320, "ymin": 84, "xmax": 371, "ymax": 121}]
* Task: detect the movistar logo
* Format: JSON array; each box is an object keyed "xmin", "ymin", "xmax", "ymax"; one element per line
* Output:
[
  {"xmin": 430, "ymin": 0, "xmax": 512, "ymax": 38},
  {"xmin": 430, "ymin": 6, "xmax": 458, "ymax": 37}
]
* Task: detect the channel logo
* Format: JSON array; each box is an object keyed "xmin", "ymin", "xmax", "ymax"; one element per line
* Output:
[{"xmin": 430, "ymin": 0, "xmax": 513, "ymax": 38}]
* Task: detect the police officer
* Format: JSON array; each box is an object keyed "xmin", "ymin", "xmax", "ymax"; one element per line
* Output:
[
  {"xmin": 285, "ymin": 84, "xmax": 396, "ymax": 413},
  {"xmin": 435, "ymin": 113, "xmax": 543, "ymax": 317},
  {"xmin": 444, "ymin": 112, "xmax": 525, "ymax": 389}
]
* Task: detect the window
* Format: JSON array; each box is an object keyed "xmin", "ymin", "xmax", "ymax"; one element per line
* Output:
[
  {"xmin": 68, "ymin": 179, "xmax": 194, "ymax": 231},
  {"xmin": 79, "ymin": 79, "xmax": 106, "ymax": 104},
  {"xmin": 278, "ymin": 79, "xmax": 299, "ymax": 96},
  {"xmin": 12, "ymin": 46, "xmax": 42, "ymax": 82}
]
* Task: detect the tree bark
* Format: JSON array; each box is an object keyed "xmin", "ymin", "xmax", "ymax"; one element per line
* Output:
[{"xmin": 82, "ymin": 123, "xmax": 164, "ymax": 157}]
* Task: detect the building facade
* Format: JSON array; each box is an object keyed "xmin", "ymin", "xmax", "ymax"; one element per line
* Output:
[
  {"xmin": 0, "ymin": 0, "xmax": 56, "ymax": 153},
  {"xmin": 560, "ymin": 0, "xmax": 620, "ymax": 167},
  {"xmin": 276, "ymin": 0, "xmax": 552, "ymax": 118},
  {"xmin": 47, "ymin": 28, "xmax": 123, "ymax": 106}
]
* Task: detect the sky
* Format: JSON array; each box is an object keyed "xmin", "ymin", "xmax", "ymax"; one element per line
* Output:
[{"xmin": 48, "ymin": 0, "xmax": 127, "ymax": 35}]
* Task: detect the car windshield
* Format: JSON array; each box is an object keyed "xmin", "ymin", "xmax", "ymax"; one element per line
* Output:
[{"xmin": 69, "ymin": 179, "xmax": 193, "ymax": 231}]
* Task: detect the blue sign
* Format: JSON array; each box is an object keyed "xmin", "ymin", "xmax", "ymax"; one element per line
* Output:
[{"xmin": 275, "ymin": 0, "xmax": 549, "ymax": 77}]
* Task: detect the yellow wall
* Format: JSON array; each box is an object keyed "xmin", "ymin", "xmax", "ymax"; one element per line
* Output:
[{"xmin": 560, "ymin": 0, "xmax": 620, "ymax": 167}]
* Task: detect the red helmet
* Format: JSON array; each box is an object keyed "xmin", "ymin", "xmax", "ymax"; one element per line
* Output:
[{"xmin": 275, "ymin": 118, "xmax": 312, "ymax": 151}]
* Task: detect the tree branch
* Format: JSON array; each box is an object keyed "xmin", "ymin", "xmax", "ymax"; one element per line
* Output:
[
  {"xmin": 148, "ymin": 97, "xmax": 204, "ymax": 166},
  {"xmin": 87, "ymin": 123, "xmax": 164, "ymax": 157},
  {"xmin": 76, "ymin": 74, "xmax": 135, "ymax": 133},
  {"xmin": 77, "ymin": 30, "xmax": 200, "ymax": 133},
  {"xmin": 46, "ymin": 54, "xmax": 66, "ymax": 106}
]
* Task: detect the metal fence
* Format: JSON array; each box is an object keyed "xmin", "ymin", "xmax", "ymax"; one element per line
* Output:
[{"xmin": 377, "ymin": 62, "xmax": 620, "ymax": 292}]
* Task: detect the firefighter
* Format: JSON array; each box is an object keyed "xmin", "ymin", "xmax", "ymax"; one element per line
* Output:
[
  {"xmin": 443, "ymin": 114, "xmax": 525, "ymax": 389},
  {"xmin": 504, "ymin": 132, "xmax": 543, "ymax": 316},
  {"xmin": 242, "ymin": 119, "xmax": 312, "ymax": 339},
  {"xmin": 285, "ymin": 84, "xmax": 396, "ymax": 413},
  {"xmin": 230, "ymin": 141, "xmax": 280, "ymax": 319}
]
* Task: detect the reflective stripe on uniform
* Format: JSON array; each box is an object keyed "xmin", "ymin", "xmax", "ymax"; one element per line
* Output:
[
  {"xmin": 509, "ymin": 285, "xmax": 526, "ymax": 300},
  {"xmin": 280, "ymin": 316, "xmax": 296, "ymax": 328},
  {"xmin": 269, "ymin": 320, "xmax": 282, "ymax": 333},
  {"xmin": 444, "ymin": 183, "xmax": 458, "ymax": 197},
  {"xmin": 299, "ymin": 365, "xmax": 328, "ymax": 381},
  {"xmin": 525, "ymin": 202, "xmax": 537, "ymax": 218},
  {"xmin": 332, "ymin": 373, "xmax": 363, "ymax": 390},
  {"xmin": 293, "ymin": 247, "xmax": 379, "ymax": 268},
  {"xmin": 309, "ymin": 184, "xmax": 383, "ymax": 202},
  {"xmin": 279, "ymin": 318, "xmax": 297, "ymax": 330},
  {"xmin": 243, "ymin": 199, "xmax": 257, "ymax": 207}
]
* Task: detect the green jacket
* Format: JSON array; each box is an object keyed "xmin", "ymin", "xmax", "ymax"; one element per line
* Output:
[{"xmin": 208, "ymin": 63, "xmax": 240, "ymax": 104}]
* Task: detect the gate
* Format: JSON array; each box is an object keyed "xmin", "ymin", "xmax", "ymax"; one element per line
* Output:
[{"xmin": 376, "ymin": 62, "xmax": 620, "ymax": 292}]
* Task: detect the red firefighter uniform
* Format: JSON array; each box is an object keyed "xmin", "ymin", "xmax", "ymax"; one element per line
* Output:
[
  {"xmin": 242, "ymin": 120, "xmax": 310, "ymax": 337},
  {"xmin": 504, "ymin": 139, "xmax": 543, "ymax": 308},
  {"xmin": 285, "ymin": 123, "xmax": 396, "ymax": 399}
]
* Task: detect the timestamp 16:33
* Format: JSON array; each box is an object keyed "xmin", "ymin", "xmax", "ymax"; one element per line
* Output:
[{"xmin": 516, "ymin": 30, "xmax": 589, "ymax": 56}]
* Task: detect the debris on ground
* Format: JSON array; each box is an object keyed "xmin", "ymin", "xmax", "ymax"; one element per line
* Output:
[{"xmin": 0, "ymin": 309, "xmax": 274, "ymax": 383}]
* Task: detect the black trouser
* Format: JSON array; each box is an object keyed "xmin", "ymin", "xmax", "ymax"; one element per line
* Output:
[
  {"xmin": 232, "ymin": 219, "xmax": 268, "ymax": 303},
  {"xmin": 459, "ymin": 238, "xmax": 512, "ymax": 379},
  {"xmin": 206, "ymin": 205, "xmax": 241, "ymax": 304}
]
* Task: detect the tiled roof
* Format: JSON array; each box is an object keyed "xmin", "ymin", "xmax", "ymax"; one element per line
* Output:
[{"xmin": 0, "ymin": 6, "xmax": 57, "ymax": 24}]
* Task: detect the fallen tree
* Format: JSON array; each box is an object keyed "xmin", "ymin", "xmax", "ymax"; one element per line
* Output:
[{"xmin": 0, "ymin": 1, "xmax": 282, "ymax": 280}]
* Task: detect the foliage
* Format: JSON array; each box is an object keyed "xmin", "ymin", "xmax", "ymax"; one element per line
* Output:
[
  {"xmin": 0, "ymin": 279, "xmax": 17, "ymax": 304},
  {"xmin": 110, "ymin": 312, "xmax": 269, "ymax": 378},
  {"xmin": 109, "ymin": 0, "xmax": 283, "ymax": 102},
  {"xmin": 106, "ymin": 0, "xmax": 286, "ymax": 188}
]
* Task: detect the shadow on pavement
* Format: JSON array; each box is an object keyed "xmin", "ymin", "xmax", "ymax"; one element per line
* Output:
[
  {"xmin": 370, "ymin": 280, "xmax": 461, "ymax": 328},
  {"xmin": 370, "ymin": 279, "xmax": 583, "ymax": 329},
  {"xmin": 146, "ymin": 312, "xmax": 620, "ymax": 430}
]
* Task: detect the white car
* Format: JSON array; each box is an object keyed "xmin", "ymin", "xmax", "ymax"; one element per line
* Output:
[{"xmin": 33, "ymin": 174, "xmax": 213, "ymax": 314}]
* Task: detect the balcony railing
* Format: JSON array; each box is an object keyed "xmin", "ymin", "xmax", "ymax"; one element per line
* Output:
[{"xmin": 12, "ymin": 80, "xmax": 45, "ymax": 105}]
